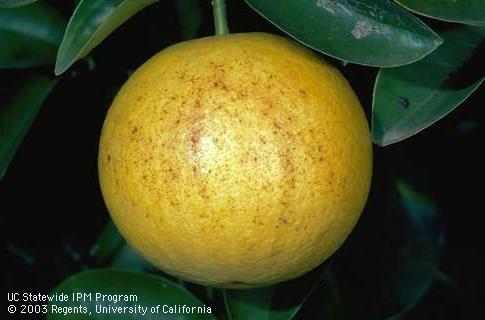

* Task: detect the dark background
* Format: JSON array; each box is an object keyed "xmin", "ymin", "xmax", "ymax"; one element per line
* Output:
[{"xmin": 1, "ymin": 1, "xmax": 483, "ymax": 319}]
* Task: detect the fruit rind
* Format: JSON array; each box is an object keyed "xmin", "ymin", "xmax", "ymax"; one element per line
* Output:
[{"xmin": 99, "ymin": 33, "xmax": 372, "ymax": 288}]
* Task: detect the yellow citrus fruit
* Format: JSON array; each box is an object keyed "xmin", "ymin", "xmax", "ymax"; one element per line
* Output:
[{"xmin": 98, "ymin": 33, "xmax": 372, "ymax": 288}]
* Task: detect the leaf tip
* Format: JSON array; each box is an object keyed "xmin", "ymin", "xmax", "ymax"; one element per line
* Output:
[
  {"xmin": 0, "ymin": 167, "xmax": 6, "ymax": 181},
  {"xmin": 372, "ymin": 137, "xmax": 388, "ymax": 147},
  {"xmin": 372, "ymin": 131, "xmax": 397, "ymax": 147},
  {"xmin": 434, "ymin": 34, "xmax": 444, "ymax": 47},
  {"xmin": 54, "ymin": 61, "xmax": 68, "ymax": 76}
]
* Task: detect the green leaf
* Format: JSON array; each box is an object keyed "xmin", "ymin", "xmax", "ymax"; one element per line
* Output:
[
  {"xmin": 0, "ymin": 76, "xmax": 57, "ymax": 180},
  {"xmin": 380, "ymin": 180, "xmax": 444, "ymax": 318},
  {"xmin": 0, "ymin": 2, "xmax": 65, "ymax": 68},
  {"xmin": 90, "ymin": 220, "xmax": 155, "ymax": 271},
  {"xmin": 55, "ymin": 0, "xmax": 158, "ymax": 75},
  {"xmin": 245, "ymin": 0, "xmax": 442, "ymax": 67},
  {"xmin": 90, "ymin": 220, "xmax": 124, "ymax": 263},
  {"xmin": 395, "ymin": 0, "xmax": 485, "ymax": 26},
  {"xmin": 329, "ymin": 178, "xmax": 445, "ymax": 319},
  {"xmin": 296, "ymin": 270, "xmax": 344, "ymax": 320},
  {"xmin": 225, "ymin": 263, "xmax": 328, "ymax": 320},
  {"xmin": 225, "ymin": 287, "xmax": 277, "ymax": 320},
  {"xmin": 47, "ymin": 269, "xmax": 216, "ymax": 320},
  {"xmin": 372, "ymin": 26, "xmax": 484, "ymax": 146},
  {"xmin": 110, "ymin": 243, "xmax": 156, "ymax": 272},
  {"xmin": 315, "ymin": 271, "xmax": 344, "ymax": 320},
  {"xmin": 0, "ymin": 0, "xmax": 37, "ymax": 8},
  {"xmin": 176, "ymin": 0, "xmax": 202, "ymax": 40}
]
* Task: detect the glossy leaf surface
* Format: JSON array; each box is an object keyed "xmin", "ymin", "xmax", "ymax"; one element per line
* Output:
[
  {"xmin": 55, "ymin": 0, "xmax": 157, "ymax": 75},
  {"xmin": 0, "ymin": 2, "xmax": 65, "ymax": 67},
  {"xmin": 0, "ymin": 76, "xmax": 57, "ymax": 179},
  {"xmin": 396, "ymin": 0, "xmax": 485, "ymax": 25},
  {"xmin": 246, "ymin": 0, "xmax": 442, "ymax": 67},
  {"xmin": 47, "ymin": 269, "xmax": 215, "ymax": 320},
  {"xmin": 372, "ymin": 26, "xmax": 484, "ymax": 146}
]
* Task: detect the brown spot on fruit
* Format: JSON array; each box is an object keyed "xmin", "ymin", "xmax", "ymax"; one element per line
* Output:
[
  {"xmin": 213, "ymin": 80, "xmax": 228, "ymax": 91},
  {"xmin": 190, "ymin": 127, "xmax": 202, "ymax": 154},
  {"xmin": 199, "ymin": 186, "xmax": 209, "ymax": 199},
  {"xmin": 168, "ymin": 168, "xmax": 178, "ymax": 179},
  {"xmin": 263, "ymin": 98, "xmax": 275, "ymax": 109},
  {"xmin": 188, "ymin": 114, "xmax": 204, "ymax": 156}
]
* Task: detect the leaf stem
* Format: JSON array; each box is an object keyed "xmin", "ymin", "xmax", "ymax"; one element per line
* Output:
[{"xmin": 212, "ymin": 0, "xmax": 229, "ymax": 35}]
